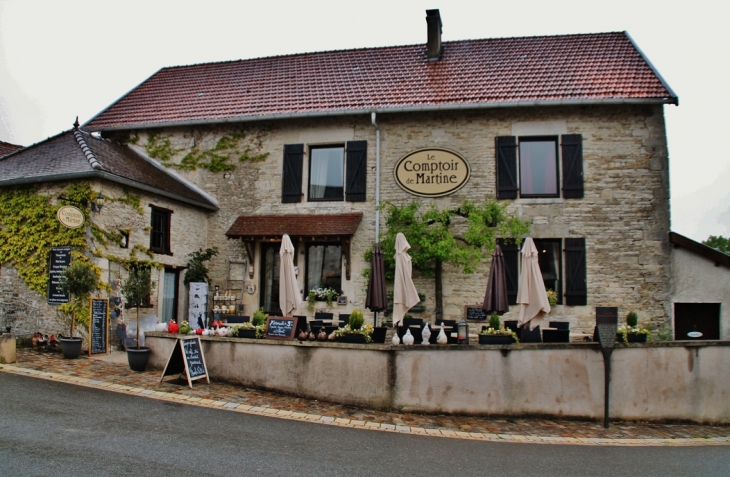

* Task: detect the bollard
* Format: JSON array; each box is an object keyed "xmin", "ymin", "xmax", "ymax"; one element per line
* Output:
[{"xmin": 0, "ymin": 332, "xmax": 17, "ymax": 364}]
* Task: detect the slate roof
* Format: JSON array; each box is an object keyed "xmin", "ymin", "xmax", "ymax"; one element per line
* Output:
[
  {"xmin": 0, "ymin": 129, "xmax": 218, "ymax": 210},
  {"xmin": 85, "ymin": 31, "xmax": 677, "ymax": 131},
  {"xmin": 669, "ymin": 232, "xmax": 730, "ymax": 269},
  {"xmin": 0, "ymin": 140, "xmax": 23, "ymax": 157},
  {"xmin": 225, "ymin": 214, "xmax": 363, "ymax": 239}
]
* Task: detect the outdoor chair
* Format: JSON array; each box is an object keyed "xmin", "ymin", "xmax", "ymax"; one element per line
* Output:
[
  {"xmin": 314, "ymin": 312, "xmax": 334, "ymax": 322},
  {"xmin": 337, "ymin": 314, "xmax": 351, "ymax": 327}
]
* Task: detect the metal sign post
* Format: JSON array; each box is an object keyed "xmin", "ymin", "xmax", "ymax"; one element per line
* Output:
[{"xmin": 595, "ymin": 307, "xmax": 618, "ymax": 428}]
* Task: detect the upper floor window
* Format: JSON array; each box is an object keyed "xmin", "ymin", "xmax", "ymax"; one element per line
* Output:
[
  {"xmin": 496, "ymin": 134, "xmax": 583, "ymax": 200},
  {"xmin": 149, "ymin": 205, "xmax": 172, "ymax": 255},
  {"xmin": 309, "ymin": 146, "xmax": 344, "ymax": 200},
  {"xmin": 282, "ymin": 141, "xmax": 367, "ymax": 203}
]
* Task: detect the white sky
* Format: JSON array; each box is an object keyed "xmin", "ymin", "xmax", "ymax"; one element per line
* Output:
[{"xmin": 1, "ymin": 0, "xmax": 728, "ymax": 242}]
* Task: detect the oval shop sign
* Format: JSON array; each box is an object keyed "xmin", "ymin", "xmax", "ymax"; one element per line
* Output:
[
  {"xmin": 394, "ymin": 148, "xmax": 470, "ymax": 198},
  {"xmin": 57, "ymin": 205, "xmax": 85, "ymax": 229}
]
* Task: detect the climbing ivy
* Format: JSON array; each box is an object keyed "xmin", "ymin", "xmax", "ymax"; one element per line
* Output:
[{"xmin": 144, "ymin": 133, "xmax": 180, "ymax": 165}]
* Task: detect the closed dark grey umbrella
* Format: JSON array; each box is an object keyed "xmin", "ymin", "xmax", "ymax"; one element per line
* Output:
[
  {"xmin": 483, "ymin": 245, "xmax": 510, "ymax": 315},
  {"xmin": 366, "ymin": 243, "xmax": 388, "ymax": 326}
]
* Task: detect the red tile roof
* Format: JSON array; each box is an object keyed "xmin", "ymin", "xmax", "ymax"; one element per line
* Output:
[
  {"xmin": 0, "ymin": 140, "xmax": 23, "ymax": 157},
  {"xmin": 225, "ymin": 213, "xmax": 363, "ymax": 239},
  {"xmin": 85, "ymin": 32, "xmax": 677, "ymax": 131}
]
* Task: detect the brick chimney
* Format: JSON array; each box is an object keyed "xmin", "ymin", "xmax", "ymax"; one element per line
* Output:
[{"xmin": 426, "ymin": 9, "xmax": 443, "ymax": 61}]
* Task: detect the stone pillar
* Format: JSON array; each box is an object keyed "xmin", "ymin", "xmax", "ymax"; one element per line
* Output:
[{"xmin": 0, "ymin": 333, "xmax": 17, "ymax": 364}]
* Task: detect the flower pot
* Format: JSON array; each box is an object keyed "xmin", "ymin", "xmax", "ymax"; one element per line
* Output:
[
  {"xmin": 372, "ymin": 327, "xmax": 387, "ymax": 344},
  {"xmin": 60, "ymin": 337, "xmax": 83, "ymax": 359},
  {"xmin": 238, "ymin": 329, "xmax": 257, "ymax": 339},
  {"xmin": 618, "ymin": 333, "xmax": 647, "ymax": 343},
  {"xmin": 126, "ymin": 347, "xmax": 150, "ymax": 371},
  {"xmin": 336, "ymin": 334, "xmax": 367, "ymax": 344},
  {"xmin": 478, "ymin": 334, "xmax": 515, "ymax": 345}
]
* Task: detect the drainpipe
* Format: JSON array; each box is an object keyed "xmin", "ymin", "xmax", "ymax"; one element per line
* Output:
[{"xmin": 371, "ymin": 112, "xmax": 381, "ymax": 243}]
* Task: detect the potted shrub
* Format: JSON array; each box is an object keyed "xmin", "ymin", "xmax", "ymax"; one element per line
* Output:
[
  {"xmin": 58, "ymin": 259, "xmax": 100, "ymax": 359},
  {"xmin": 306, "ymin": 287, "xmax": 340, "ymax": 311},
  {"xmin": 334, "ymin": 309, "xmax": 373, "ymax": 343},
  {"xmin": 478, "ymin": 312, "xmax": 519, "ymax": 345},
  {"xmin": 617, "ymin": 311, "xmax": 650, "ymax": 344},
  {"xmin": 239, "ymin": 308, "xmax": 267, "ymax": 338},
  {"xmin": 120, "ymin": 267, "xmax": 155, "ymax": 371}
]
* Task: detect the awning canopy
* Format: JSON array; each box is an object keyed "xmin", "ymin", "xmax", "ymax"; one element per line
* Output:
[
  {"xmin": 225, "ymin": 213, "xmax": 362, "ymax": 240},
  {"xmin": 225, "ymin": 213, "xmax": 363, "ymax": 280}
]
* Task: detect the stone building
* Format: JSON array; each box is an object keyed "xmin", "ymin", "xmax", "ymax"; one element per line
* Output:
[{"xmin": 5, "ymin": 10, "xmax": 706, "ymax": 339}]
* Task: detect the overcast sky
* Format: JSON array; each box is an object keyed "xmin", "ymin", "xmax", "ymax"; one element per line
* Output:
[{"xmin": 1, "ymin": 0, "xmax": 728, "ymax": 243}]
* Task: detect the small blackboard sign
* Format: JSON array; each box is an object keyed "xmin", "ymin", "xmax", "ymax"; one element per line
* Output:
[
  {"xmin": 265, "ymin": 316, "xmax": 298, "ymax": 340},
  {"xmin": 160, "ymin": 337, "xmax": 210, "ymax": 388},
  {"xmin": 89, "ymin": 298, "xmax": 108, "ymax": 355},
  {"xmin": 47, "ymin": 246, "xmax": 72, "ymax": 304},
  {"xmin": 464, "ymin": 305, "xmax": 487, "ymax": 321}
]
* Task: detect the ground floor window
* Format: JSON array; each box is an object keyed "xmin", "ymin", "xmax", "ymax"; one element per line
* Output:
[
  {"xmin": 306, "ymin": 243, "xmax": 341, "ymax": 293},
  {"xmin": 499, "ymin": 237, "xmax": 586, "ymax": 306},
  {"xmin": 259, "ymin": 243, "xmax": 281, "ymax": 315},
  {"xmin": 674, "ymin": 303, "xmax": 720, "ymax": 340}
]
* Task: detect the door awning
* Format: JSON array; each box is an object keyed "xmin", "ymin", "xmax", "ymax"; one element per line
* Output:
[
  {"xmin": 225, "ymin": 213, "xmax": 363, "ymax": 280},
  {"xmin": 225, "ymin": 213, "xmax": 363, "ymax": 240}
]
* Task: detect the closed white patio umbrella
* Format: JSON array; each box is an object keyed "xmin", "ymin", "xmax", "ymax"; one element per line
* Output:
[
  {"xmin": 279, "ymin": 234, "xmax": 302, "ymax": 316},
  {"xmin": 517, "ymin": 237, "xmax": 551, "ymax": 330},
  {"xmin": 392, "ymin": 232, "xmax": 420, "ymax": 328}
]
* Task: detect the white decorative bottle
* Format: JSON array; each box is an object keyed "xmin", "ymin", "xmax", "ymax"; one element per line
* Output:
[
  {"xmin": 421, "ymin": 323, "xmax": 431, "ymax": 345},
  {"xmin": 403, "ymin": 328, "xmax": 415, "ymax": 346},
  {"xmin": 437, "ymin": 323, "xmax": 448, "ymax": 344}
]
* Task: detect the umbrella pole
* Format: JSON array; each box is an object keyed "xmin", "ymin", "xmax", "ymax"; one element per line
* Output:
[{"xmin": 373, "ymin": 311, "xmax": 377, "ymax": 328}]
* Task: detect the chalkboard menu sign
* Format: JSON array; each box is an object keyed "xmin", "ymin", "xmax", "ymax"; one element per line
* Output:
[
  {"xmin": 464, "ymin": 305, "xmax": 487, "ymax": 321},
  {"xmin": 89, "ymin": 298, "xmax": 108, "ymax": 356},
  {"xmin": 47, "ymin": 246, "xmax": 72, "ymax": 304},
  {"xmin": 265, "ymin": 316, "xmax": 298, "ymax": 340},
  {"xmin": 160, "ymin": 337, "xmax": 210, "ymax": 388}
]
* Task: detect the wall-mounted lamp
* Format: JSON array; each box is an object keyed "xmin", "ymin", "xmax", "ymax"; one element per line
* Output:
[{"xmin": 90, "ymin": 192, "xmax": 105, "ymax": 213}]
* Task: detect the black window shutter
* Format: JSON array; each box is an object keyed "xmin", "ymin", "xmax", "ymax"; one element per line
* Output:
[
  {"xmin": 495, "ymin": 136, "xmax": 518, "ymax": 199},
  {"xmin": 561, "ymin": 134, "xmax": 584, "ymax": 199},
  {"xmin": 282, "ymin": 144, "xmax": 303, "ymax": 203},
  {"xmin": 345, "ymin": 140, "xmax": 367, "ymax": 202},
  {"xmin": 497, "ymin": 239, "xmax": 520, "ymax": 305},
  {"xmin": 564, "ymin": 238, "xmax": 587, "ymax": 306}
]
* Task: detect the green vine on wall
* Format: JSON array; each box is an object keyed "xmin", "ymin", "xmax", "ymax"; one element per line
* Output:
[
  {"xmin": 0, "ymin": 188, "xmax": 89, "ymax": 294},
  {"xmin": 145, "ymin": 131, "xmax": 269, "ymax": 173}
]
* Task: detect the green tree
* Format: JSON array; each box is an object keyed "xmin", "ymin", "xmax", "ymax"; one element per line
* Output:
[
  {"xmin": 59, "ymin": 258, "xmax": 100, "ymax": 336},
  {"xmin": 702, "ymin": 235, "xmax": 730, "ymax": 254},
  {"xmin": 120, "ymin": 267, "xmax": 155, "ymax": 349},
  {"xmin": 369, "ymin": 200, "xmax": 530, "ymax": 320},
  {"xmin": 184, "ymin": 248, "xmax": 219, "ymax": 284}
]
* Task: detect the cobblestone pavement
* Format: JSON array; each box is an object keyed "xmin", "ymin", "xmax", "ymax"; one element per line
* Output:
[{"xmin": 2, "ymin": 348, "xmax": 729, "ymax": 446}]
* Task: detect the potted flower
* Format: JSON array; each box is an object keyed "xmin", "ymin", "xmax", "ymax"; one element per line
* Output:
[
  {"xmin": 334, "ymin": 309, "xmax": 373, "ymax": 343},
  {"xmin": 120, "ymin": 266, "xmax": 156, "ymax": 371},
  {"xmin": 306, "ymin": 287, "xmax": 340, "ymax": 311},
  {"xmin": 58, "ymin": 259, "xmax": 100, "ymax": 359},
  {"xmin": 617, "ymin": 311, "xmax": 650, "ymax": 344},
  {"xmin": 546, "ymin": 289, "xmax": 558, "ymax": 307},
  {"xmin": 478, "ymin": 312, "xmax": 519, "ymax": 345}
]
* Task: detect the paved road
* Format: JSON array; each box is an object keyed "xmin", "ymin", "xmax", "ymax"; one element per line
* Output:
[{"xmin": 1, "ymin": 373, "xmax": 728, "ymax": 476}]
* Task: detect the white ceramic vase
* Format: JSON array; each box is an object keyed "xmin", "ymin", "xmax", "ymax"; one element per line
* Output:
[
  {"xmin": 403, "ymin": 328, "xmax": 415, "ymax": 346},
  {"xmin": 421, "ymin": 323, "xmax": 431, "ymax": 345},
  {"xmin": 437, "ymin": 323, "xmax": 448, "ymax": 344}
]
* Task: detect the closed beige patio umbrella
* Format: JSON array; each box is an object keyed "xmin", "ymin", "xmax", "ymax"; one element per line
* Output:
[
  {"xmin": 279, "ymin": 234, "xmax": 302, "ymax": 316},
  {"xmin": 392, "ymin": 232, "xmax": 420, "ymax": 328},
  {"xmin": 517, "ymin": 237, "xmax": 551, "ymax": 330}
]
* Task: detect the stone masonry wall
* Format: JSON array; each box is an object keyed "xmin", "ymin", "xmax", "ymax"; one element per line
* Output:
[{"xmin": 126, "ymin": 104, "xmax": 671, "ymax": 334}]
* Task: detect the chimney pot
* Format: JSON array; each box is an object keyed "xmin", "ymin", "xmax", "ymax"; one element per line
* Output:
[{"xmin": 426, "ymin": 9, "xmax": 442, "ymax": 61}]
